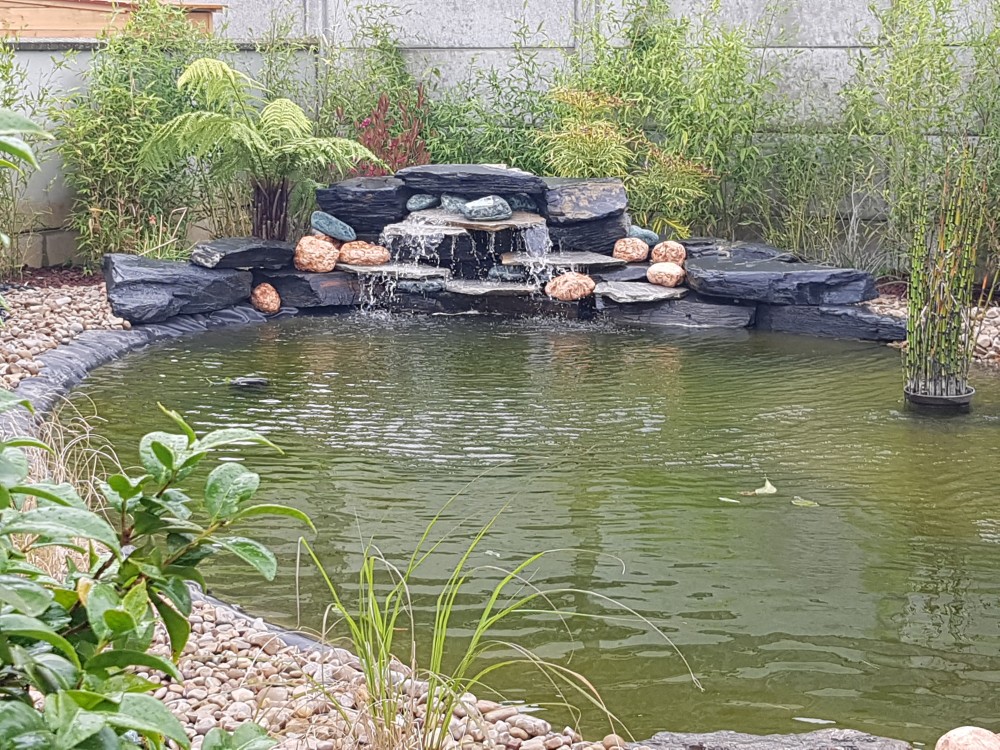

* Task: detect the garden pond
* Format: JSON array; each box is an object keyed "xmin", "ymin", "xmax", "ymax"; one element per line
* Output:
[{"xmin": 71, "ymin": 314, "xmax": 1000, "ymax": 744}]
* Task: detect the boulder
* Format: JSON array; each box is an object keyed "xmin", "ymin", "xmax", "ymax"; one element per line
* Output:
[
  {"xmin": 613, "ymin": 238, "xmax": 650, "ymax": 263},
  {"xmin": 339, "ymin": 241, "xmax": 391, "ymax": 266},
  {"xmin": 103, "ymin": 254, "xmax": 252, "ymax": 324},
  {"xmin": 543, "ymin": 178, "xmax": 628, "ymax": 225},
  {"xmin": 462, "ymin": 195, "xmax": 513, "ymax": 221},
  {"xmin": 190, "ymin": 237, "xmax": 294, "ymax": 270},
  {"xmin": 647, "ymin": 262, "xmax": 686, "ymax": 287},
  {"xmin": 440, "ymin": 194, "xmax": 471, "ymax": 213},
  {"xmin": 756, "ymin": 304, "xmax": 908, "ymax": 341},
  {"xmin": 935, "ymin": 727, "xmax": 1000, "ymax": 750},
  {"xmin": 396, "ymin": 164, "xmax": 547, "ymax": 195},
  {"xmin": 548, "ymin": 212, "xmax": 630, "ymax": 254},
  {"xmin": 294, "ymin": 235, "xmax": 341, "ymax": 273},
  {"xmin": 644, "ymin": 729, "xmax": 911, "ymax": 750},
  {"xmin": 651, "ymin": 240, "xmax": 687, "ymax": 265},
  {"xmin": 252, "ymin": 269, "xmax": 359, "ymax": 308},
  {"xmin": 629, "ymin": 225, "xmax": 660, "ymax": 246},
  {"xmin": 545, "ymin": 272, "xmax": 596, "ymax": 301},
  {"xmin": 504, "ymin": 193, "xmax": 540, "ymax": 212},
  {"xmin": 597, "ymin": 295, "xmax": 755, "ymax": 329},
  {"xmin": 686, "ymin": 255, "xmax": 877, "ymax": 305},
  {"xmin": 406, "ymin": 193, "xmax": 439, "ymax": 211},
  {"xmin": 311, "ymin": 210, "xmax": 356, "ymax": 242},
  {"xmin": 250, "ymin": 283, "xmax": 281, "ymax": 314},
  {"xmin": 315, "ymin": 176, "xmax": 412, "ymax": 234}
]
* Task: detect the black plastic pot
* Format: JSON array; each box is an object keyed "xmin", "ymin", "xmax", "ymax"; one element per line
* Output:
[{"xmin": 904, "ymin": 386, "xmax": 975, "ymax": 412}]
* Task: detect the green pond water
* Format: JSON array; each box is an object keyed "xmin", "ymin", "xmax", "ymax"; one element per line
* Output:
[{"xmin": 71, "ymin": 314, "xmax": 1000, "ymax": 744}]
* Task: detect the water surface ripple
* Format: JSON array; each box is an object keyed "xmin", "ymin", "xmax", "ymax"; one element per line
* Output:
[{"xmin": 74, "ymin": 315, "xmax": 1000, "ymax": 743}]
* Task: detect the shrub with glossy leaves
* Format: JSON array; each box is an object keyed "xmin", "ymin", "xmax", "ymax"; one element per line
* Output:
[{"xmin": 0, "ymin": 393, "xmax": 313, "ymax": 749}]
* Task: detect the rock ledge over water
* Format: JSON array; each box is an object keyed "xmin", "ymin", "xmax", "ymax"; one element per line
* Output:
[{"xmin": 643, "ymin": 730, "xmax": 911, "ymax": 750}]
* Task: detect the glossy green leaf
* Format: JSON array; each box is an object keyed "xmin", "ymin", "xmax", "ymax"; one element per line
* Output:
[
  {"xmin": 216, "ymin": 536, "xmax": 277, "ymax": 580},
  {"xmin": 205, "ymin": 463, "xmax": 259, "ymax": 520},
  {"xmin": 101, "ymin": 693, "xmax": 190, "ymax": 749},
  {"xmin": 121, "ymin": 581, "xmax": 149, "ymax": 621},
  {"xmin": 150, "ymin": 441, "xmax": 175, "ymax": 472},
  {"xmin": 0, "ymin": 614, "xmax": 81, "ymax": 667},
  {"xmin": 0, "ymin": 573, "xmax": 53, "ymax": 615},
  {"xmin": 0, "ymin": 109, "xmax": 48, "ymax": 136},
  {"xmin": 151, "ymin": 593, "xmax": 191, "ymax": 659},
  {"xmin": 85, "ymin": 649, "xmax": 182, "ymax": 682},
  {"xmin": 2, "ymin": 507, "xmax": 120, "ymax": 555},
  {"xmin": 0, "ymin": 446, "xmax": 30, "ymax": 486},
  {"xmin": 194, "ymin": 428, "xmax": 280, "ymax": 453},
  {"xmin": 102, "ymin": 608, "xmax": 136, "ymax": 635},
  {"xmin": 0, "ymin": 701, "xmax": 45, "ymax": 740},
  {"xmin": 85, "ymin": 583, "xmax": 120, "ymax": 642},
  {"xmin": 233, "ymin": 503, "xmax": 315, "ymax": 531},
  {"xmin": 0, "ymin": 389, "xmax": 32, "ymax": 416},
  {"xmin": 3, "ymin": 437, "xmax": 52, "ymax": 452},
  {"xmin": 0, "ymin": 136, "xmax": 39, "ymax": 169},
  {"xmin": 157, "ymin": 403, "xmax": 196, "ymax": 446},
  {"xmin": 138, "ymin": 432, "xmax": 188, "ymax": 483},
  {"xmin": 54, "ymin": 707, "xmax": 106, "ymax": 749},
  {"xmin": 11, "ymin": 482, "xmax": 87, "ymax": 509}
]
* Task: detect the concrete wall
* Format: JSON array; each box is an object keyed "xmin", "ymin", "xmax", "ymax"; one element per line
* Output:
[{"xmin": 4, "ymin": 0, "xmax": 984, "ymax": 265}]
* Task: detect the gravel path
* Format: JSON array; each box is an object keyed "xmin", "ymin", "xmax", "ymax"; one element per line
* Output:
[{"xmin": 1, "ymin": 277, "xmax": 130, "ymax": 389}]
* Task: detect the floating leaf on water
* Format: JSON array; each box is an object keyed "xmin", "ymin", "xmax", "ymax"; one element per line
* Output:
[
  {"xmin": 791, "ymin": 497, "xmax": 819, "ymax": 507},
  {"xmin": 792, "ymin": 717, "xmax": 836, "ymax": 725},
  {"xmin": 484, "ymin": 550, "xmax": 502, "ymax": 558},
  {"xmin": 718, "ymin": 497, "xmax": 741, "ymax": 504},
  {"xmin": 740, "ymin": 478, "xmax": 777, "ymax": 496}
]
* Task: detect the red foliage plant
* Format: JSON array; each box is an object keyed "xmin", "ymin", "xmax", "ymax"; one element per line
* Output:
[{"xmin": 348, "ymin": 85, "xmax": 432, "ymax": 177}]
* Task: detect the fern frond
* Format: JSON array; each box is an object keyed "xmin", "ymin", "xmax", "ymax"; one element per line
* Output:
[
  {"xmin": 177, "ymin": 58, "xmax": 264, "ymax": 112},
  {"xmin": 259, "ymin": 99, "xmax": 313, "ymax": 144},
  {"xmin": 275, "ymin": 137, "xmax": 381, "ymax": 176},
  {"xmin": 142, "ymin": 111, "xmax": 270, "ymax": 176}
]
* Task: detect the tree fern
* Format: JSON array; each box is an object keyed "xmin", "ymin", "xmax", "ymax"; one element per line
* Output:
[{"xmin": 141, "ymin": 58, "xmax": 379, "ymax": 240}]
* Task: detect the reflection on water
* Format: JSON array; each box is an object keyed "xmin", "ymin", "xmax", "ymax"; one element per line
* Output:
[{"xmin": 73, "ymin": 314, "xmax": 1000, "ymax": 743}]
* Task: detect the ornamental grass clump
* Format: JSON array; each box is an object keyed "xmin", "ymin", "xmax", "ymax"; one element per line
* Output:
[
  {"xmin": 302, "ymin": 490, "xmax": 700, "ymax": 750},
  {"xmin": 142, "ymin": 58, "xmax": 378, "ymax": 241}
]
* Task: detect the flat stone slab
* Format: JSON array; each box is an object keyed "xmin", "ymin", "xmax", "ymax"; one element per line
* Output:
[
  {"xmin": 543, "ymin": 177, "xmax": 628, "ymax": 225},
  {"xmin": 338, "ymin": 263, "xmax": 450, "ymax": 280},
  {"xmin": 592, "ymin": 264, "xmax": 650, "ymax": 283},
  {"xmin": 395, "ymin": 164, "xmax": 547, "ymax": 195},
  {"xmin": 410, "ymin": 208, "xmax": 546, "ymax": 232},
  {"xmin": 253, "ymin": 269, "xmax": 359, "ymax": 308},
  {"xmin": 686, "ymin": 255, "xmax": 877, "ymax": 305},
  {"xmin": 444, "ymin": 280, "xmax": 539, "ymax": 297},
  {"xmin": 756, "ymin": 303, "xmax": 907, "ymax": 341},
  {"xmin": 315, "ymin": 176, "xmax": 411, "ymax": 234},
  {"xmin": 191, "ymin": 237, "xmax": 293, "ymax": 270},
  {"xmin": 103, "ymin": 254, "xmax": 252, "ymax": 324},
  {"xmin": 597, "ymin": 295, "xmax": 756, "ymax": 329},
  {"xmin": 594, "ymin": 281, "xmax": 688, "ymax": 303},
  {"xmin": 501, "ymin": 251, "xmax": 626, "ymax": 270},
  {"xmin": 643, "ymin": 729, "xmax": 911, "ymax": 750}
]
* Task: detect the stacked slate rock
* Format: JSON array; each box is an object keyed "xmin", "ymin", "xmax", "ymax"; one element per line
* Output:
[{"xmin": 543, "ymin": 178, "xmax": 630, "ymax": 253}]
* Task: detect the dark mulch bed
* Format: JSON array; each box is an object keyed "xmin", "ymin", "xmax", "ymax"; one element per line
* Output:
[{"xmin": 0, "ymin": 267, "xmax": 101, "ymax": 291}]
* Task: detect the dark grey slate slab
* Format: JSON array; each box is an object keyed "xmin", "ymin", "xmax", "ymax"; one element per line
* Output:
[
  {"xmin": 756, "ymin": 304, "xmax": 906, "ymax": 341},
  {"xmin": 395, "ymin": 164, "xmax": 547, "ymax": 196},
  {"xmin": 315, "ymin": 176, "xmax": 412, "ymax": 234},
  {"xmin": 594, "ymin": 281, "xmax": 688, "ymax": 304},
  {"xmin": 642, "ymin": 729, "xmax": 910, "ymax": 750},
  {"xmin": 103, "ymin": 254, "xmax": 252, "ymax": 324},
  {"xmin": 597, "ymin": 295, "xmax": 756, "ymax": 328},
  {"xmin": 548, "ymin": 212, "xmax": 630, "ymax": 254},
  {"xmin": 591, "ymin": 264, "xmax": 650, "ymax": 283},
  {"xmin": 686, "ymin": 255, "xmax": 877, "ymax": 305},
  {"xmin": 254, "ymin": 269, "xmax": 360, "ymax": 307},
  {"xmin": 543, "ymin": 178, "xmax": 628, "ymax": 225},
  {"xmin": 190, "ymin": 237, "xmax": 294, "ymax": 270}
]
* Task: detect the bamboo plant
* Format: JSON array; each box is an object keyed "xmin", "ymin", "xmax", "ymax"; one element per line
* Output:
[{"xmin": 904, "ymin": 150, "xmax": 994, "ymax": 402}]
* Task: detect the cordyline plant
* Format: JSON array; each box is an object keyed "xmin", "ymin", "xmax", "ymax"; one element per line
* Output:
[
  {"xmin": 348, "ymin": 86, "xmax": 432, "ymax": 177},
  {"xmin": 0, "ymin": 393, "xmax": 313, "ymax": 749},
  {"xmin": 142, "ymin": 58, "xmax": 378, "ymax": 241}
]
